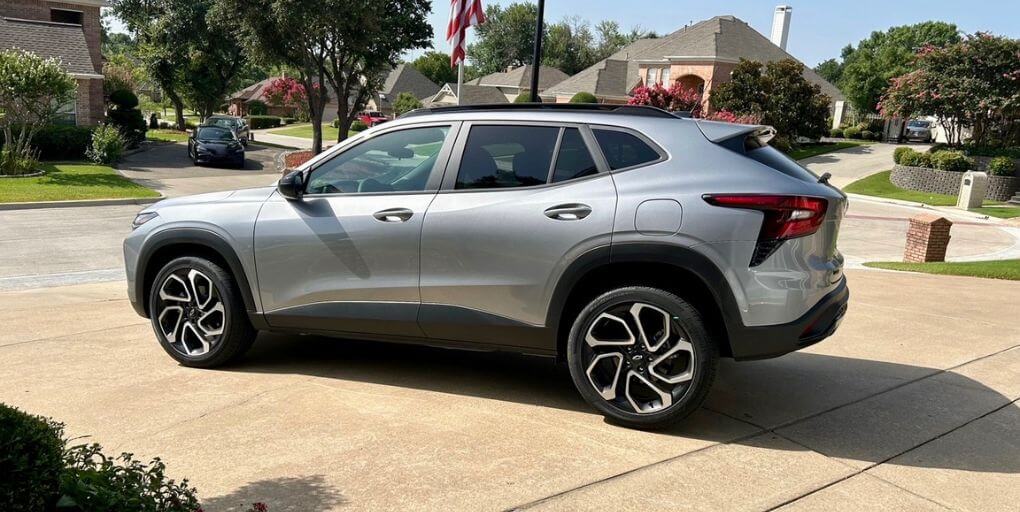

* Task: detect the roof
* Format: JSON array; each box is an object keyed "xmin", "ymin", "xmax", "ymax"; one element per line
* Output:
[
  {"xmin": 543, "ymin": 15, "xmax": 843, "ymax": 102},
  {"xmin": 466, "ymin": 65, "xmax": 570, "ymax": 90},
  {"xmin": 377, "ymin": 64, "xmax": 441, "ymax": 106},
  {"xmin": 426, "ymin": 83, "xmax": 510, "ymax": 106},
  {"xmin": 0, "ymin": 17, "xmax": 100, "ymax": 76}
]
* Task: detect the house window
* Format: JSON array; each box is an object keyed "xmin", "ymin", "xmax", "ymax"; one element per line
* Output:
[
  {"xmin": 54, "ymin": 97, "xmax": 77, "ymax": 126},
  {"xmin": 51, "ymin": 9, "xmax": 83, "ymax": 25},
  {"xmin": 662, "ymin": 67, "xmax": 671, "ymax": 85}
]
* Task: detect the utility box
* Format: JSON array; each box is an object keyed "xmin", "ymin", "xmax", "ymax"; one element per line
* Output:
[{"xmin": 957, "ymin": 171, "xmax": 988, "ymax": 209}]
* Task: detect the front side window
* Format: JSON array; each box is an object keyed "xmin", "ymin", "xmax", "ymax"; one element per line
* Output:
[
  {"xmin": 306, "ymin": 126, "xmax": 450, "ymax": 194},
  {"xmin": 592, "ymin": 129, "xmax": 661, "ymax": 170},
  {"xmin": 456, "ymin": 125, "xmax": 558, "ymax": 189}
]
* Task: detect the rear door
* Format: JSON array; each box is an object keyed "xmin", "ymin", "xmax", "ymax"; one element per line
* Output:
[{"xmin": 419, "ymin": 121, "xmax": 617, "ymax": 350}]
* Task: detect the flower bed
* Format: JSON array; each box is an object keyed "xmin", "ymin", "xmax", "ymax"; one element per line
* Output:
[
  {"xmin": 280, "ymin": 150, "xmax": 314, "ymax": 175},
  {"xmin": 890, "ymin": 165, "xmax": 1019, "ymax": 201}
]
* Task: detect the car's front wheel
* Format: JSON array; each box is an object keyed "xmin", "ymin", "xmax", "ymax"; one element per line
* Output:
[
  {"xmin": 567, "ymin": 287, "xmax": 718, "ymax": 429},
  {"xmin": 148, "ymin": 256, "xmax": 256, "ymax": 368}
]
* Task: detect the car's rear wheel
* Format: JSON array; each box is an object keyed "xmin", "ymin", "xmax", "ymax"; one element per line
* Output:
[
  {"xmin": 567, "ymin": 287, "xmax": 718, "ymax": 429},
  {"xmin": 148, "ymin": 256, "xmax": 256, "ymax": 368}
]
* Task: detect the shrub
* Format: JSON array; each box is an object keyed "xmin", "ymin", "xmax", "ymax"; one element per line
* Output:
[
  {"xmin": 0, "ymin": 146, "xmax": 39, "ymax": 175},
  {"xmin": 987, "ymin": 156, "xmax": 1016, "ymax": 176},
  {"xmin": 829, "ymin": 127, "xmax": 843, "ymax": 138},
  {"xmin": 769, "ymin": 135, "xmax": 793, "ymax": 153},
  {"xmin": 893, "ymin": 147, "xmax": 915, "ymax": 165},
  {"xmin": 392, "ymin": 92, "xmax": 423, "ymax": 116},
  {"xmin": 900, "ymin": 150, "xmax": 932, "ymax": 168},
  {"xmin": 569, "ymin": 92, "xmax": 598, "ymax": 104},
  {"xmin": 843, "ymin": 126, "xmax": 862, "ymax": 139},
  {"xmin": 861, "ymin": 130, "xmax": 875, "ymax": 140},
  {"xmin": 246, "ymin": 115, "xmax": 282, "ymax": 129},
  {"xmin": 0, "ymin": 403, "xmax": 65, "ymax": 512},
  {"xmin": 513, "ymin": 92, "xmax": 533, "ymax": 103},
  {"xmin": 871, "ymin": 130, "xmax": 884, "ymax": 141},
  {"xmin": 248, "ymin": 100, "xmax": 268, "ymax": 115},
  {"xmin": 350, "ymin": 120, "xmax": 368, "ymax": 132},
  {"xmin": 930, "ymin": 150, "xmax": 972, "ymax": 172},
  {"xmin": 60, "ymin": 443, "xmax": 201, "ymax": 512},
  {"xmin": 87, "ymin": 125, "xmax": 125, "ymax": 164},
  {"xmin": 148, "ymin": 113, "xmax": 160, "ymax": 129},
  {"xmin": 108, "ymin": 89, "xmax": 140, "ymax": 110},
  {"xmin": 0, "ymin": 125, "xmax": 94, "ymax": 160},
  {"xmin": 279, "ymin": 117, "xmax": 296, "ymax": 125},
  {"xmin": 927, "ymin": 142, "xmax": 950, "ymax": 154}
]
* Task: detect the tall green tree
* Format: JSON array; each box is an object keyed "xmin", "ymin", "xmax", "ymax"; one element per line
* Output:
[
  {"xmin": 837, "ymin": 21, "xmax": 960, "ymax": 113},
  {"xmin": 182, "ymin": 3, "xmax": 250, "ymax": 119},
  {"xmin": 223, "ymin": 0, "xmax": 332, "ymax": 153},
  {"xmin": 711, "ymin": 59, "xmax": 831, "ymax": 142},
  {"xmin": 411, "ymin": 51, "xmax": 457, "ymax": 86},
  {"xmin": 468, "ymin": 2, "xmax": 542, "ymax": 75}
]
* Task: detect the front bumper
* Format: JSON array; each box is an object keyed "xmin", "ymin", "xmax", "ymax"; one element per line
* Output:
[{"xmin": 726, "ymin": 277, "xmax": 849, "ymax": 360}]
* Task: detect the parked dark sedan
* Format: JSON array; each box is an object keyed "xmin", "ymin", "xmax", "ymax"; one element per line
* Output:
[
  {"xmin": 188, "ymin": 126, "xmax": 245, "ymax": 168},
  {"xmin": 905, "ymin": 119, "xmax": 934, "ymax": 143},
  {"xmin": 203, "ymin": 115, "xmax": 250, "ymax": 145}
]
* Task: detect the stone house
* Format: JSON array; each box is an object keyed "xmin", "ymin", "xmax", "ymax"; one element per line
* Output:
[
  {"xmin": 541, "ymin": 15, "xmax": 843, "ymax": 111},
  {"xmin": 0, "ymin": 0, "xmax": 106, "ymax": 126}
]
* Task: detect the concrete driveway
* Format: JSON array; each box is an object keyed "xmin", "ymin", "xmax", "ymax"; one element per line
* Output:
[
  {"xmin": 119, "ymin": 142, "xmax": 282, "ymax": 198},
  {"xmin": 800, "ymin": 142, "xmax": 928, "ymax": 189},
  {"xmin": 1, "ymin": 269, "xmax": 1017, "ymax": 511}
]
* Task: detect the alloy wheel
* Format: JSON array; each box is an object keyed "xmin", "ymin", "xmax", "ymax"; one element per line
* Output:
[
  {"xmin": 155, "ymin": 268, "xmax": 226, "ymax": 357},
  {"xmin": 581, "ymin": 301, "xmax": 696, "ymax": 414}
]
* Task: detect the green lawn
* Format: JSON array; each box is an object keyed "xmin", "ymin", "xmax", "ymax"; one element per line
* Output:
[
  {"xmin": 147, "ymin": 129, "xmax": 189, "ymax": 143},
  {"xmin": 0, "ymin": 163, "xmax": 160, "ymax": 203},
  {"xmin": 268, "ymin": 123, "xmax": 357, "ymax": 140},
  {"xmin": 864, "ymin": 259, "xmax": 1020, "ymax": 281},
  {"xmin": 844, "ymin": 170, "xmax": 1020, "ymax": 218},
  {"xmin": 789, "ymin": 141, "xmax": 864, "ymax": 160}
]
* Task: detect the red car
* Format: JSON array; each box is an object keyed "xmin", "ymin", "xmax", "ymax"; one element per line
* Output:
[{"xmin": 357, "ymin": 111, "xmax": 389, "ymax": 127}]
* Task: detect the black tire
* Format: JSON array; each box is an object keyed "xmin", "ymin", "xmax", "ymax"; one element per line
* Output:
[
  {"xmin": 148, "ymin": 256, "xmax": 257, "ymax": 368},
  {"xmin": 235, "ymin": 155, "xmax": 245, "ymax": 169},
  {"xmin": 566, "ymin": 287, "xmax": 718, "ymax": 429}
]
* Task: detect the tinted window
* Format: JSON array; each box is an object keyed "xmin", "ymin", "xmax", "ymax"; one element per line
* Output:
[
  {"xmin": 306, "ymin": 126, "xmax": 449, "ymax": 194},
  {"xmin": 593, "ymin": 129, "xmax": 660, "ymax": 170},
  {"xmin": 551, "ymin": 128, "xmax": 598, "ymax": 183},
  {"xmin": 456, "ymin": 125, "xmax": 558, "ymax": 189},
  {"xmin": 208, "ymin": 118, "xmax": 239, "ymax": 129}
]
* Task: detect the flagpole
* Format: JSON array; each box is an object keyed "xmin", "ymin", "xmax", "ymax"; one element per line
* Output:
[
  {"xmin": 457, "ymin": 61, "xmax": 464, "ymax": 106},
  {"xmin": 529, "ymin": 0, "xmax": 545, "ymax": 102}
]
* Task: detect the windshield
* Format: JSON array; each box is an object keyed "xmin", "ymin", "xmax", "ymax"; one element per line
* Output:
[
  {"xmin": 908, "ymin": 120, "xmax": 930, "ymax": 128},
  {"xmin": 196, "ymin": 126, "xmax": 235, "ymax": 141},
  {"xmin": 207, "ymin": 118, "xmax": 239, "ymax": 129}
]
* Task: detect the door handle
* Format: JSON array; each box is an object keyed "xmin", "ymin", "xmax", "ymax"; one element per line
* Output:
[
  {"xmin": 373, "ymin": 208, "xmax": 414, "ymax": 223},
  {"xmin": 544, "ymin": 203, "xmax": 592, "ymax": 221}
]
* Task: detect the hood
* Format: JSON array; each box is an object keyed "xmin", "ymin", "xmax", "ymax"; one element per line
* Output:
[{"xmin": 142, "ymin": 187, "xmax": 276, "ymax": 212}]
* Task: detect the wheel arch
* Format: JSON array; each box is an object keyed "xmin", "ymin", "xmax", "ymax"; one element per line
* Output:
[
  {"xmin": 547, "ymin": 243, "xmax": 741, "ymax": 360},
  {"xmin": 136, "ymin": 229, "xmax": 258, "ymax": 321}
]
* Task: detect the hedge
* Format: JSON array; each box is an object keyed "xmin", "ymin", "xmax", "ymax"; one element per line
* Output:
[
  {"xmin": 0, "ymin": 125, "xmax": 94, "ymax": 161},
  {"xmin": 245, "ymin": 115, "xmax": 282, "ymax": 129},
  {"xmin": 0, "ymin": 403, "xmax": 65, "ymax": 512},
  {"xmin": 569, "ymin": 92, "xmax": 598, "ymax": 104}
]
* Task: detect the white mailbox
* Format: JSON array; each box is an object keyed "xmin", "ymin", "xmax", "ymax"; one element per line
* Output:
[{"xmin": 957, "ymin": 171, "xmax": 988, "ymax": 209}]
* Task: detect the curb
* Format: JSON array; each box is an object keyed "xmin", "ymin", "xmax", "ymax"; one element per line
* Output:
[
  {"xmin": 844, "ymin": 193, "xmax": 1007, "ymax": 223},
  {"xmin": 0, "ymin": 194, "xmax": 164, "ymax": 211}
]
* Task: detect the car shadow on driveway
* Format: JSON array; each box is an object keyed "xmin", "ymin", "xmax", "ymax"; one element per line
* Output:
[{"xmin": 221, "ymin": 332, "xmax": 1019, "ymax": 474}]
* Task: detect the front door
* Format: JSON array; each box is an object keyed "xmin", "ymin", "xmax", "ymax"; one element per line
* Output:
[
  {"xmin": 419, "ymin": 122, "xmax": 617, "ymax": 350},
  {"xmin": 255, "ymin": 123, "xmax": 458, "ymax": 337}
]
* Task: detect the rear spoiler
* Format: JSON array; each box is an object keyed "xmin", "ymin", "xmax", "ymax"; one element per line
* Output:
[{"xmin": 695, "ymin": 119, "xmax": 776, "ymax": 145}]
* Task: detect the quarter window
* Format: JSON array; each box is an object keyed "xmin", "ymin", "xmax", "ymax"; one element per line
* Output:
[
  {"xmin": 551, "ymin": 128, "xmax": 598, "ymax": 183},
  {"xmin": 456, "ymin": 125, "xmax": 558, "ymax": 189},
  {"xmin": 306, "ymin": 126, "xmax": 450, "ymax": 194},
  {"xmin": 592, "ymin": 129, "xmax": 661, "ymax": 170}
]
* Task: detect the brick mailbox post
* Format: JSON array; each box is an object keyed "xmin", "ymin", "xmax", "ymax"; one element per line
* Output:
[{"xmin": 904, "ymin": 214, "xmax": 953, "ymax": 263}]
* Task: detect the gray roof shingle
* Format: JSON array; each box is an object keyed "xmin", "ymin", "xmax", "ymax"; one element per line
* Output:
[
  {"xmin": 0, "ymin": 17, "xmax": 99, "ymax": 76},
  {"xmin": 467, "ymin": 65, "xmax": 569, "ymax": 90},
  {"xmin": 377, "ymin": 64, "xmax": 441, "ymax": 106},
  {"xmin": 426, "ymin": 83, "xmax": 509, "ymax": 106}
]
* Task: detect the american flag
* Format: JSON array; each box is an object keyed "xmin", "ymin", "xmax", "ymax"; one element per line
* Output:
[{"xmin": 447, "ymin": 0, "xmax": 486, "ymax": 67}]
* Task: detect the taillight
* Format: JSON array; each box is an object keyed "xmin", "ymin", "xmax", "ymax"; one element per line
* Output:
[{"xmin": 703, "ymin": 194, "xmax": 828, "ymax": 266}]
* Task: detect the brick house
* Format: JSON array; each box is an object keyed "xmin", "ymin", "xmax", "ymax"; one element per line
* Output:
[
  {"xmin": 0, "ymin": 0, "xmax": 106, "ymax": 126},
  {"xmin": 541, "ymin": 15, "xmax": 843, "ymax": 111}
]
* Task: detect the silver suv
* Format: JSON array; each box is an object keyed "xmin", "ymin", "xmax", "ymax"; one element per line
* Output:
[{"xmin": 124, "ymin": 105, "xmax": 848, "ymax": 429}]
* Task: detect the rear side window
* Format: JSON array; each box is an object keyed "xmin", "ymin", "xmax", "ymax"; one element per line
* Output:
[
  {"xmin": 456, "ymin": 125, "xmax": 558, "ymax": 189},
  {"xmin": 551, "ymin": 128, "xmax": 598, "ymax": 183},
  {"xmin": 592, "ymin": 129, "xmax": 660, "ymax": 170}
]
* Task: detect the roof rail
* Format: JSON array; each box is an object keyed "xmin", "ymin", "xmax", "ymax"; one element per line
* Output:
[{"xmin": 400, "ymin": 103, "xmax": 678, "ymax": 119}]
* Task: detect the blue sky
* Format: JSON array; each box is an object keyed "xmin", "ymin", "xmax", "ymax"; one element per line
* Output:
[{"xmin": 106, "ymin": 1, "xmax": 1019, "ymax": 67}]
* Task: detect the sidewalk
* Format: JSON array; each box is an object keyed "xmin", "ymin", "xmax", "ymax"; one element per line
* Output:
[{"xmin": 251, "ymin": 128, "xmax": 334, "ymax": 151}]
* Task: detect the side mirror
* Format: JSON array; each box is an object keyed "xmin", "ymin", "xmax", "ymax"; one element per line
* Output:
[{"xmin": 278, "ymin": 169, "xmax": 305, "ymax": 201}]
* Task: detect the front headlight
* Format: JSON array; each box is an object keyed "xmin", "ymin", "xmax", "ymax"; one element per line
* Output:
[{"xmin": 132, "ymin": 211, "xmax": 159, "ymax": 229}]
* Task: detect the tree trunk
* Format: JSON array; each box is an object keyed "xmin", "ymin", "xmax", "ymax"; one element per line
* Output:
[
  {"xmin": 336, "ymin": 108, "xmax": 349, "ymax": 143},
  {"xmin": 170, "ymin": 95, "xmax": 186, "ymax": 131}
]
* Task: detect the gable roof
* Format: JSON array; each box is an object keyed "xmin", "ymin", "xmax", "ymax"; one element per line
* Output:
[
  {"xmin": 543, "ymin": 15, "xmax": 843, "ymax": 102},
  {"xmin": 378, "ymin": 64, "xmax": 441, "ymax": 104},
  {"xmin": 467, "ymin": 65, "xmax": 569, "ymax": 90},
  {"xmin": 426, "ymin": 83, "xmax": 509, "ymax": 106},
  {"xmin": 0, "ymin": 17, "xmax": 100, "ymax": 77}
]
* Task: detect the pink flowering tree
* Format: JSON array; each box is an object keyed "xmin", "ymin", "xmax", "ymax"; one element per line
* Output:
[
  {"xmin": 263, "ymin": 77, "xmax": 309, "ymax": 119},
  {"xmin": 628, "ymin": 82, "xmax": 703, "ymax": 117},
  {"xmin": 702, "ymin": 109, "xmax": 762, "ymax": 125},
  {"xmin": 879, "ymin": 33, "xmax": 1020, "ymax": 146}
]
